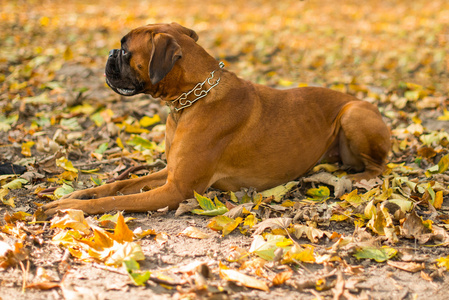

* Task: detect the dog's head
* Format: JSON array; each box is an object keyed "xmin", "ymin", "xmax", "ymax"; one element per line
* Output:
[{"xmin": 105, "ymin": 22, "xmax": 198, "ymax": 96}]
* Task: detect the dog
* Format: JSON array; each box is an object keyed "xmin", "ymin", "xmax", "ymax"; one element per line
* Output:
[{"xmin": 43, "ymin": 22, "xmax": 390, "ymax": 215}]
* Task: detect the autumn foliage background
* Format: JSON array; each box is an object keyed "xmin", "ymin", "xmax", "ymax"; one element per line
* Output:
[{"xmin": 1, "ymin": 0, "xmax": 449, "ymax": 299}]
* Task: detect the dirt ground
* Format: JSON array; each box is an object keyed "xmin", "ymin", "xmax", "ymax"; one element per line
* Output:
[{"xmin": 1, "ymin": 0, "xmax": 449, "ymax": 299}]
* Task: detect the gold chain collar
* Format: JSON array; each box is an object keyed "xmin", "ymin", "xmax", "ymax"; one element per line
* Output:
[{"xmin": 170, "ymin": 62, "xmax": 225, "ymax": 112}]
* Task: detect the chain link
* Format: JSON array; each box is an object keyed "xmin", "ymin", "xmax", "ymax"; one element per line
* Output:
[{"xmin": 171, "ymin": 62, "xmax": 225, "ymax": 112}]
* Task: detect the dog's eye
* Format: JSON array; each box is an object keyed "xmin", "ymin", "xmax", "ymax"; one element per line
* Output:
[{"xmin": 121, "ymin": 49, "xmax": 127, "ymax": 56}]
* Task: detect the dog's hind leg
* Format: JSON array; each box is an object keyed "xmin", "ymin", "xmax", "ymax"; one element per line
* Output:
[{"xmin": 337, "ymin": 101, "xmax": 390, "ymax": 181}]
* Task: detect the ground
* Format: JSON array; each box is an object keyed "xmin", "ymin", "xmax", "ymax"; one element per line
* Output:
[{"xmin": 1, "ymin": 0, "xmax": 449, "ymax": 299}]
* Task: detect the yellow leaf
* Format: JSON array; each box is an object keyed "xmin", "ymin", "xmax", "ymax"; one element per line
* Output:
[
  {"xmin": 278, "ymin": 79, "xmax": 293, "ymax": 87},
  {"xmin": 21, "ymin": 141, "xmax": 35, "ymax": 157},
  {"xmin": 64, "ymin": 46, "xmax": 73, "ymax": 61},
  {"xmin": 434, "ymin": 191, "xmax": 443, "ymax": 209},
  {"xmin": 330, "ymin": 214, "xmax": 349, "ymax": 221},
  {"xmin": 116, "ymin": 137, "xmax": 124, "ymax": 149},
  {"xmin": 58, "ymin": 171, "xmax": 78, "ymax": 181},
  {"xmin": 50, "ymin": 209, "xmax": 91, "ymax": 235},
  {"xmin": 436, "ymin": 255, "xmax": 449, "ymax": 270},
  {"xmin": 56, "ymin": 157, "xmax": 78, "ymax": 173},
  {"xmin": 124, "ymin": 123, "xmax": 149, "ymax": 134},
  {"xmin": 341, "ymin": 189, "xmax": 364, "ymax": 206},
  {"xmin": 306, "ymin": 186, "xmax": 330, "ymax": 202},
  {"xmin": 283, "ymin": 244, "xmax": 315, "ymax": 263},
  {"xmin": 281, "ymin": 200, "xmax": 296, "ymax": 207},
  {"xmin": 259, "ymin": 181, "xmax": 298, "ymax": 202},
  {"xmin": 208, "ymin": 215, "xmax": 242, "ymax": 236},
  {"xmin": 40, "ymin": 16, "xmax": 50, "ymax": 26},
  {"xmin": 92, "ymin": 229, "xmax": 114, "ymax": 249},
  {"xmin": 243, "ymin": 214, "xmax": 257, "ymax": 228},
  {"xmin": 112, "ymin": 212, "xmax": 134, "ymax": 243},
  {"xmin": 0, "ymin": 188, "xmax": 15, "ymax": 207},
  {"xmin": 140, "ymin": 115, "xmax": 161, "ymax": 127},
  {"xmin": 223, "ymin": 217, "xmax": 243, "ymax": 236},
  {"xmin": 437, "ymin": 109, "xmax": 449, "ymax": 121},
  {"xmin": 133, "ymin": 228, "xmax": 157, "ymax": 239},
  {"xmin": 312, "ymin": 163, "xmax": 339, "ymax": 173}
]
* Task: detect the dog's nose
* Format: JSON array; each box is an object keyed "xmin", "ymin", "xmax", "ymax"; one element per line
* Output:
[{"xmin": 109, "ymin": 49, "xmax": 119, "ymax": 57}]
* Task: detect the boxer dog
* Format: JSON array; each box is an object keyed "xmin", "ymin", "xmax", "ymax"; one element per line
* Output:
[{"xmin": 43, "ymin": 23, "xmax": 390, "ymax": 215}]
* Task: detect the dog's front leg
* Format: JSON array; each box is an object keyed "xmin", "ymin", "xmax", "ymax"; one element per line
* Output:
[
  {"xmin": 59, "ymin": 168, "xmax": 168, "ymax": 200},
  {"xmin": 43, "ymin": 178, "xmax": 189, "ymax": 215}
]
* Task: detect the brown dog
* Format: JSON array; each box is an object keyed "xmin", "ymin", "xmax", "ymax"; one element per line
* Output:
[{"xmin": 43, "ymin": 23, "xmax": 390, "ymax": 215}]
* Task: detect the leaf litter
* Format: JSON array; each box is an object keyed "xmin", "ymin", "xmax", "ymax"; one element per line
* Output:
[{"xmin": 1, "ymin": 0, "xmax": 449, "ymax": 299}]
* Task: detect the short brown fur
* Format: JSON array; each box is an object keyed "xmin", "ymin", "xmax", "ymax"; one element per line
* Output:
[{"xmin": 43, "ymin": 23, "xmax": 390, "ymax": 215}]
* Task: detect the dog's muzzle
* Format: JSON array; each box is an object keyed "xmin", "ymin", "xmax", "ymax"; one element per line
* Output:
[{"xmin": 105, "ymin": 49, "xmax": 138, "ymax": 96}]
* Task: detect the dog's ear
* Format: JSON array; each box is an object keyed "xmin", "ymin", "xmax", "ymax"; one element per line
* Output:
[
  {"xmin": 149, "ymin": 33, "xmax": 182, "ymax": 85},
  {"xmin": 171, "ymin": 22, "xmax": 199, "ymax": 42}
]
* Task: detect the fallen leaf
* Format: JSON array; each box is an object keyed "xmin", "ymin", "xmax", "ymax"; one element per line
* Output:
[
  {"xmin": 50, "ymin": 209, "xmax": 91, "ymax": 235},
  {"xmin": 252, "ymin": 217, "xmax": 292, "ymax": 235},
  {"xmin": 386, "ymin": 261, "xmax": 424, "ymax": 272},
  {"xmin": 436, "ymin": 255, "xmax": 449, "ymax": 270},
  {"xmin": 155, "ymin": 233, "xmax": 169, "ymax": 246},
  {"xmin": 272, "ymin": 269, "xmax": 293, "ymax": 286},
  {"xmin": 178, "ymin": 226, "xmax": 211, "ymax": 239},
  {"xmin": 353, "ymin": 246, "xmax": 397, "ymax": 262},
  {"xmin": 191, "ymin": 192, "xmax": 229, "ymax": 216},
  {"xmin": 292, "ymin": 224, "xmax": 331, "ymax": 243},
  {"xmin": 306, "ymin": 186, "xmax": 330, "ymax": 202},
  {"xmin": 303, "ymin": 173, "xmax": 351, "ymax": 197},
  {"xmin": 175, "ymin": 198, "xmax": 200, "ymax": 216},
  {"xmin": 220, "ymin": 268, "xmax": 269, "ymax": 292},
  {"xmin": 26, "ymin": 281, "xmax": 60, "ymax": 290},
  {"xmin": 123, "ymin": 259, "xmax": 151, "ymax": 286},
  {"xmin": 111, "ymin": 212, "xmax": 134, "ymax": 243},
  {"xmin": 259, "ymin": 181, "xmax": 298, "ymax": 202},
  {"xmin": 208, "ymin": 215, "xmax": 242, "ymax": 236}
]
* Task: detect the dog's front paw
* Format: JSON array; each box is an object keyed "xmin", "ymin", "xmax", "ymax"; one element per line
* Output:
[
  {"xmin": 60, "ymin": 189, "xmax": 97, "ymax": 200},
  {"xmin": 43, "ymin": 199, "xmax": 92, "ymax": 216}
]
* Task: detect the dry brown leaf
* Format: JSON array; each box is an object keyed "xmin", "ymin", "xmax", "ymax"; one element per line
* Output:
[
  {"xmin": 26, "ymin": 281, "xmax": 60, "ymax": 290},
  {"xmin": 175, "ymin": 198, "xmax": 200, "ymax": 216},
  {"xmin": 252, "ymin": 217, "xmax": 292, "ymax": 235},
  {"xmin": 386, "ymin": 261, "xmax": 425, "ymax": 273},
  {"xmin": 0, "ymin": 240, "xmax": 28, "ymax": 269},
  {"xmin": 224, "ymin": 203, "xmax": 254, "ymax": 219},
  {"xmin": 292, "ymin": 224, "xmax": 331, "ymax": 243},
  {"xmin": 420, "ymin": 270, "xmax": 433, "ymax": 281},
  {"xmin": 155, "ymin": 233, "xmax": 169, "ymax": 246},
  {"xmin": 220, "ymin": 268, "xmax": 269, "ymax": 292},
  {"xmin": 401, "ymin": 210, "xmax": 432, "ymax": 244},
  {"xmin": 272, "ymin": 269, "xmax": 293, "ymax": 286},
  {"xmin": 303, "ymin": 172, "xmax": 352, "ymax": 197},
  {"xmin": 178, "ymin": 226, "xmax": 211, "ymax": 239}
]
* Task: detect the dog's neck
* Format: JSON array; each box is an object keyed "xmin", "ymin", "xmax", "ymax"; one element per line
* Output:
[{"xmin": 167, "ymin": 62, "xmax": 225, "ymax": 113}]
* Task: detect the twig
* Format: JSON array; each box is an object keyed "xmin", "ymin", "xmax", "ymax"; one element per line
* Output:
[
  {"xmin": 90, "ymin": 262, "xmax": 128, "ymax": 275},
  {"xmin": 107, "ymin": 159, "xmax": 166, "ymax": 183},
  {"xmin": 19, "ymin": 260, "xmax": 30, "ymax": 293},
  {"xmin": 310, "ymin": 290, "xmax": 323, "ymax": 300},
  {"xmin": 72, "ymin": 157, "xmax": 124, "ymax": 168}
]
